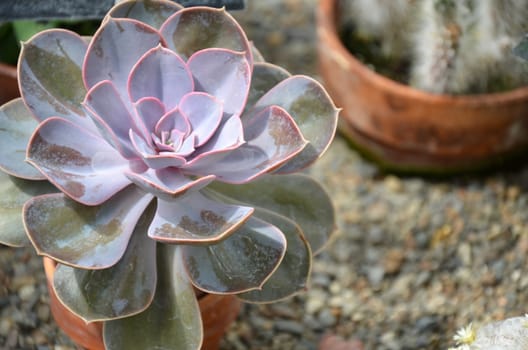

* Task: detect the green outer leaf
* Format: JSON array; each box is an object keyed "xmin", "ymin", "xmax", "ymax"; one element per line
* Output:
[
  {"xmin": 160, "ymin": 6, "xmax": 251, "ymax": 63},
  {"xmin": 209, "ymin": 174, "xmax": 335, "ymax": 255},
  {"xmin": 0, "ymin": 98, "xmax": 45, "ymax": 180},
  {"xmin": 244, "ymin": 62, "xmax": 290, "ymax": 114},
  {"xmin": 18, "ymin": 29, "xmax": 90, "ymax": 126},
  {"xmin": 253, "ymin": 76, "xmax": 339, "ymax": 173},
  {"xmin": 24, "ymin": 186, "xmax": 153, "ymax": 269},
  {"xmin": 182, "ymin": 216, "xmax": 287, "ymax": 294},
  {"xmin": 53, "ymin": 209, "xmax": 157, "ymax": 322},
  {"xmin": 250, "ymin": 42, "xmax": 266, "ymax": 63},
  {"xmin": 108, "ymin": 0, "xmax": 183, "ymax": 29},
  {"xmin": 238, "ymin": 208, "xmax": 311, "ymax": 303},
  {"xmin": 0, "ymin": 171, "xmax": 56, "ymax": 247},
  {"xmin": 148, "ymin": 192, "xmax": 254, "ymax": 244},
  {"xmin": 104, "ymin": 245, "xmax": 202, "ymax": 350}
]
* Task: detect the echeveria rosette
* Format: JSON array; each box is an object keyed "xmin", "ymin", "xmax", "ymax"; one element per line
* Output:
[{"xmin": 0, "ymin": 0, "xmax": 338, "ymax": 348}]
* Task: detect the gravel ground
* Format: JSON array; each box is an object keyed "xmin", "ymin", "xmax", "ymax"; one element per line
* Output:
[{"xmin": 2, "ymin": 1, "xmax": 528, "ymax": 349}]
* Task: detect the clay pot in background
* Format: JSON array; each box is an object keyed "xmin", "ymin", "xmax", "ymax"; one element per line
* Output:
[
  {"xmin": 0, "ymin": 63, "xmax": 18, "ymax": 104},
  {"xmin": 317, "ymin": 0, "xmax": 528, "ymax": 173}
]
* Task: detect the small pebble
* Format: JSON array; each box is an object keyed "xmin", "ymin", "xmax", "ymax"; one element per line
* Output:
[
  {"xmin": 18, "ymin": 284, "xmax": 36, "ymax": 302},
  {"xmin": 274, "ymin": 320, "xmax": 304, "ymax": 335}
]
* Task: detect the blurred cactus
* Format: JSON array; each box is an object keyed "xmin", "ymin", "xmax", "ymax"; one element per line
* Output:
[{"xmin": 341, "ymin": 0, "xmax": 528, "ymax": 94}]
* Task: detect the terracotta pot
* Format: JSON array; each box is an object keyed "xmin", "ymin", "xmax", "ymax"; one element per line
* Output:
[
  {"xmin": 0, "ymin": 62, "xmax": 19, "ymax": 104},
  {"xmin": 43, "ymin": 257, "xmax": 241, "ymax": 350},
  {"xmin": 317, "ymin": 0, "xmax": 528, "ymax": 173}
]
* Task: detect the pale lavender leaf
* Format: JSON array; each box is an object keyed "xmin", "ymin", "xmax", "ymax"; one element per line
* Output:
[
  {"xmin": 0, "ymin": 98, "xmax": 45, "ymax": 180},
  {"xmin": 83, "ymin": 18, "xmax": 164, "ymax": 90},
  {"xmin": 18, "ymin": 29, "xmax": 93, "ymax": 130},
  {"xmin": 179, "ymin": 92, "xmax": 223, "ymax": 147},
  {"xmin": 128, "ymin": 45, "xmax": 193, "ymax": 111},
  {"xmin": 155, "ymin": 108, "xmax": 190, "ymax": 136},
  {"xmin": 148, "ymin": 191, "xmax": 253, "ymax": 244},
  {"xmin": 125, "ymin": 168, "xmax": 215, "ymax": 200},
  {"xmin": 134, "ymin": 97, "xmax": 165, "ymax": 134},
  {"xmin": 83, "ymin": 80, "xmax": 142, "ymax": 159},
  {"xmin": 182, "ymin": 216, "xmax": 286, "ymax": 294},
  {"xmin": 188, "ymin": 48, "xmax": 250, "ymax": 116},
  {"xmin": 160, "ymin": 6, "xmax": 251, "ymax": 62},
  {"xmin": 129, "ymin": 130, "xmax": 155, "ymax": 156},
  {"xmin": 108, "ymin": 0, "xmax": 183, "ymax": 29},
  {"xmin": 176, "ymin": 135, "xmax": 197, "ymax": 157},
  {"xmin": 187, "ymin": 106, "xmax": 307, "ymax": 183},
  {"xmin": 27, "ymin": 117, "xmax": 131, "ymax": 205},
  {"xmin": 252, "ymin": 76, "xmax": 339, "ymax": 173},
  {"xmin": 182, "ymin": 115, "xmax": 243, "ymax": 170},
  {"xmin": 53, "ymin": 210, "xmax": 157, "ymax": 322},
  {"xmin": 24, "ymin": 186, "xmax": 153, "ymax": 269},
  {"xmin": 130, "ymin": 130, "xmax": 186, "ymax": 169}
]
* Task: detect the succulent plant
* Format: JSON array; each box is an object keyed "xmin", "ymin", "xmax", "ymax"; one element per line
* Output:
[
  {"xmin": 0, "ymin": 0, "xmax": 338, "ymax": 348},
  {"xmin": 341, "ymin": 0, "xmax": 528, "ymax": 94}
]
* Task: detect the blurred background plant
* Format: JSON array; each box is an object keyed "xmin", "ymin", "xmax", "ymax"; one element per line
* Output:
[
  {"xmin": 340, "ymin": 0, "xmax": 528, "ymax": 94},
  {"xmin": 0, "ymin": 20, "xmax": 100, "ymax": 65}
]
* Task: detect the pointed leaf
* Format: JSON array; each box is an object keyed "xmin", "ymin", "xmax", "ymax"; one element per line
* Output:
[
  {"xmin": 245, "ymin": 62, "xmax": 290, "ymax": 112},
  {"xmin": 135, "ymin": 97, "xmax": 165, "ymax": 134},
  {"xmin": 155, "ymin": 109, "xmax": 190, "ymax": 136},
  {"xmin": 182, "ymin": 216, "xmax": 286, "ymax": 294},
  {"xmin": 53, "ymin": 210, "xmax": 157, "ymax": 322},
  {"xmin": 0, "ymin": 172, "xmax": 56, "ymax": 247},
  {"xmin": 250, "ymin": 42, "xmax": 266, "ymax": 63},
  {"xmin": 183, "ymin": 115, "xmax": 244, "ymax": 169},
  {"xmin": 109, "ymin": 0, "xmax": 183, "ymax": 29},
  {"xmin": 179, "ymin": 92, "xmax": 223, "ymax": 147},
  {"xmin": 252, "ymin": 76, "xmax": 339, "ymax": 172},
  {"xmin": 238, "ymin": 209, "xmax": 311, "ymax": 303},
  {"xmin": 188, "ymin": 48, "xmax": 250, "ymax": 116},
  {"xmin": 125, "ymin": 168, "xmax": 215, "ymax": 200},
  {"xmin": 160, "ymin": 6, "xmax": 251, "ymax": 63},
  {"xmin": 185, "ymin": 106, "xmax": 307, "ymax": 183},
  {"xmin": 18, "ymin": 29, "xmax": 93, "ymax": 129},
  {"xmin": 209, "ymin": 174, "xmax": 334, "ymax": 254},
  {"xmin": 83, "ymin": 18, "xmax": 164, "ymax": 90},
  {"xmin": 84, "ymin": 80, "xmax": 142, "ymax": 159},
  {"xmin": 27, "ymin": 117, "xmax": 131, "ymax": 205},
  {"xmin": 130, "ymin": 130, "xmax": 186, "ymax": 169},
  {"xmin": 0, "ymin": 98, "xmax": 45, "ymax": 180},
  {"xmin": 129, "ymin": 45, "xmax": 193, "ymax": 111},
  {"xmin": 24, "ymin": 186, "xmax": 153, "ymax": 269},
  {"xmin": 149, "ymin": 191, "xmax": 253, "ymax": 244},
  {"xmin": 104, "ymin": 245, "xmax": 202, "ymax": 350}
]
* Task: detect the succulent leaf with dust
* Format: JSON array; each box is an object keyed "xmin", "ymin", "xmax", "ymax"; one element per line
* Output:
[{"xmin": 0, "ymin": 0, "xmax": 339, "ymax": 348}]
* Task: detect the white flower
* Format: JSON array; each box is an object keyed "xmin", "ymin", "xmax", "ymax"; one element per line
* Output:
[
  {"xmin": 453, "ymin": 323, "xmax": 476, "ymax": 345},
  {"xmin": 523, "ymin": 314, "xmax": 528, "ymax": 328}
]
